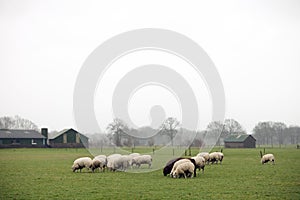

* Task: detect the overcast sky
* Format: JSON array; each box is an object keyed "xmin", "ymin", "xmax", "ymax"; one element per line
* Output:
[{"xmin": 0, "ymin": 0, "xmax": 299, "ymax": 133}]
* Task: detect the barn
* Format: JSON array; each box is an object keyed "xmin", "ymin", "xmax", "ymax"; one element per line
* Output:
[
  {"xmin": 224, "ymin": 134, "xmax": 256, "ymax": 148},
  {"xmin": 48, "ymin": 128, "xmax": 89, "ymax": 148},
  {"xmin": 0, "ymin": 129, "xmax": 47, "ymax": 148}
]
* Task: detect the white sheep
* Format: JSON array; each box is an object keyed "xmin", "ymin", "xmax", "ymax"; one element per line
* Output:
[
  {"xmin": 72, "ymin": 157, "xmax": 93, "ymax": 172},
  {"xmin": 191, "ymin": 155, "xmax": 205, "ymax": 173},
  {"xmin": 260, "ymin": 151, "xmax": 275, "ymax": 164},
  {"xmin": 208, "ymin": 152, "xmax": 224, "ymax": 164},
  {"xmin": 91, "ymin": 155, "xmax": 107, "ymax": 172},
  {"xmin": 107, "ymin": 154, "xmax": 122, "ymax": 171},
  {"xmin": 132, "ymin": 155, "xmax": 152, "ymax": 168},
  {"xmin": 172, "ymin": 161, "xmax": 195, "ymax": 179},
  {"xmin": 197, "ymin": 152, "xmax": 209, "ymax": 164},
  {"xmin": 170, "ymin": 159, "xmax": 191, "ymax": 177},
  {"xmin": 129, "ymin": 153, "xmax": 140, "ymax": 157},
  {"xmin": 128, "ymin": 153, "xmax": 141, "ymax": 166},
  {"xmin": 112, "ymin": 155, "xmax": 131, "ymax": 171}
]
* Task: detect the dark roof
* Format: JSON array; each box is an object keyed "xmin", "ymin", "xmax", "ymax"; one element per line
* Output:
[
  {"xmin": 49, "ymin": 128, "xmax": 88, "ymax": 140},
  {"xmin": 224, "ymin": 134, "xmax": 256, "ymax": 143},
  {"xmin": 0, "ymin": 129, "xmax": 46, "ymax": 139}
]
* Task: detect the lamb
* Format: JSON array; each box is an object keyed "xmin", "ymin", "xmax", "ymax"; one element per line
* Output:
[
  {"xmin": 91, "ymin": 155, "xmax": 107, "ymax": 172},
  {"xmin": 260, "ymin": 151, "xmax": 275, "ymax": 164},
  {"xmin": 191, "ymin": 155, "xmax": 205, "ymax": 173},
  {"xmin": 208, "ymin": 152, "xmax": 224, "ymax": 164},
  {"xmin": 172, "ymin": 161, "xmax": 195, "ymax": 179},
  {"xmin": 197, "ymin": 152, "xmax": 209, "ymax": 164},
  {"xmin": 132, "ymin": 155, "xmax": 152, "ymax": 168},
  {"xmin": 71, "ymin": 157, "xmax": 93, "ymax": 172}
]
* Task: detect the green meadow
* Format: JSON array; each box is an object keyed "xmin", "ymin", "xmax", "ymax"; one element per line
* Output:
[{"xmin": 0, "ymin": 147, "xmax": 299, "ymax": 199}]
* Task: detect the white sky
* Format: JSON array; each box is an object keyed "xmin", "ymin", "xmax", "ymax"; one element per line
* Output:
[{"xmin": 0, "ymin": 0, "xmax": 299, "ymax": 133}]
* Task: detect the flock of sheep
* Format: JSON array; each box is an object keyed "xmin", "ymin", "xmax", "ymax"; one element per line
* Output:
[
  {"xmin": 71, "ymin": 153, "xmax": 152, "ymax": 173},
  {"xmin": 71, "ymin": 150, "xmax": 275, "ymax": 178},
  {"xmin": 163, "ymin": 151, "xmax": 224, "ymax": 178}
]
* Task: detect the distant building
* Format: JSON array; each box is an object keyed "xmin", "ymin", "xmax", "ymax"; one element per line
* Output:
[
  {"xmin": 48, "ymin": 128, "xmax": 89, "ymax": 148},
  {"xmin": 0, "ymin": 129, "xmax": 47, "ymax": 148},
  {"xmin": 224, "ymin": 134, "xmax": 256, "ymax": 148}
]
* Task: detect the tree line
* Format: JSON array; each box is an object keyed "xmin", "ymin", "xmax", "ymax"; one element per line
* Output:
[{"xmin": 1, "ymin": 115, "xmax": 299, "ymax": 147}]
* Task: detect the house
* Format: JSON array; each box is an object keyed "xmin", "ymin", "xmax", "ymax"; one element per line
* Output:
[
  {"xmin": 224, "ymin": 134, "xmax": 256, "ymax": 148},
  {"xmin": 0, "ymin": 129, "xmax": 47, "ymax": 148},
  {"xmin": 48, "ymin": 128, "xmax": 89, "ymax": 148}
]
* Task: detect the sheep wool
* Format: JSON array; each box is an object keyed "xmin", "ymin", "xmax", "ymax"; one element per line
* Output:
[
  {"xmin": 107, "ymin": 154, "xmax": 122, "ymax": 171},
  {"xmin": 191, "ymin": 155, "xmax": 205, "ymax": 173},
  {"xmin": 163, "ymin": 157, "xmax": 184, "ymax": 176},
  {"xmin": 170, "ymin": 159, "xmax": 191, "ymax": 177},
  {"xmin": 72, "ymin": 157, "xmax": 93, "ymax": 172},
  {"xmin": 173, "ymin": 162, "xmax": 195, "ymax": 179},
  {"xmin": 197, "ymin": 152, "xmax": 210, "ymax": 163},
  {"xmin": 261, "ymin": 153, "xmax": 275, "ymax": 164},
  {"xmin": 91, "ymin": 155, "xmax": 107, "ymax": 172},
  {"xmin": 209, "ymin": 152, "xmax": 224, "ymax": 164},
  {"xmin": 132, "ymin": 155, "xmax": 152, "ymax": 168}
]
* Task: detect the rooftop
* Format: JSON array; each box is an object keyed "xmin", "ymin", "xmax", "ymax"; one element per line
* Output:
[
  {"xmin": 224, "ymin": 134, "xmax": 255, "ymax": 143},
  {"xmin": 0, "ymin": 129, "xmax": 46, "ymax": 139}
]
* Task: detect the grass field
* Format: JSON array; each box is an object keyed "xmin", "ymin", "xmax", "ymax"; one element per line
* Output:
[{"xmin": 0, "ymin": 147, "xmax": 299, "ymax": 199}]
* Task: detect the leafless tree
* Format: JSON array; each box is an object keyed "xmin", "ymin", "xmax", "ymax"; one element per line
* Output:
[
  {"xmin": 106, "ymin": 118, "xmax": 128, "ymax": 147},
  {"xmin": 159, "ymin": 117, "xmax": 180, "ymax": 146},
  {"xmin": 0, "ymin": 115, "xmax": 38, "ymax": 130},
  {"xmin": 223, "ymin": 119, "xmax": 246, "ymax": 135},
  {"xmin": 206, "ymin": 121, "xmax": 224, "ymax": 145}
]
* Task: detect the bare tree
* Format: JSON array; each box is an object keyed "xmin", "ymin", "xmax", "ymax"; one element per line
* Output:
[
  {"xmin": 0, "ymin": 115, "xmax": 38, "ymax": 130},
  {"xmin": 106, "ymin": 118, "xmax": 128, "ymax": 147},
  {"xmin": 286, "ymin": 125, "xmax": 300, "ymax": 144},
  {"xmin": 205, "ymin": 119, "xmax": 245, "ymax": 145},
  {"xmin": 273, "ymin": 122, "xmax": 287, "ymax": 148},
  {"xmin": 160, "ymin": 117, "xmax": 180, "ymax": 146},
  {"xmin": 206, "ymin": 121, "xmax": 224, "ymax": 146},
  {"xmin": 223, "ymin": 119, "xmax": 246, "ymax": 136}
]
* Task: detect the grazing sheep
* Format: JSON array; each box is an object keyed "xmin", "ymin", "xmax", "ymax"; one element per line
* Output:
[
  {"xmin": 191, "ymin": 155, "xmax": 205, "ymax": 173},
  {"xmin": 91, "ymin": 155, "xmax": 107, "ymax": 172},
  {"xmin": 208, "ymin": 152, "xmax": 224, "ymax": 164},
  {"xmin": 170, "ymin": 158, "xmax": 197, "ymax": 177},
  {"xmin": 110, "ymin": 155, "xmax": 131, "ymax": 171},
  {"xmin": 72, "ymin": 157, "xmax": 93, "ymax": 172},
  {"xmin": 132, "ymin": 155, "xmax": 152, "ymax": 168},
  {"xmin": 163, "ymin": 157, "xmax": 184, "ymax": 176},
  {"xmin": 128, "ymin": 153, "xmax": 141, "ymax": 166},
  {"xmin": 260, "ymin": 151, "xmax": 275, "ymax": 164},
  {"xmin": 107, "ymin": 154, "xmax": 122, "ymax": 171},
  {"xmin": 197, "ymin": 152, "xmax": 209, "ymax": 164},
  {"xmin": 170, "ymin": 159, "xmax": 191, "ymax": 177},
  {"xmin": 172, "ymin": 162, "xmax": 195, "ymax": 179}
]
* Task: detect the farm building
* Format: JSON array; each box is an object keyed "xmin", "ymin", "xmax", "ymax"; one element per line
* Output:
[
  {"xmin": 48, "ymin": 128, "xmax": 89, "ymax": 148},
  {"xmin": 0, "ymin": 129, "xmax": 47, "ymax": 148},
  {"xmin": 224, "ymin": 134, "xmax": 256, "ymax": 148}
]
